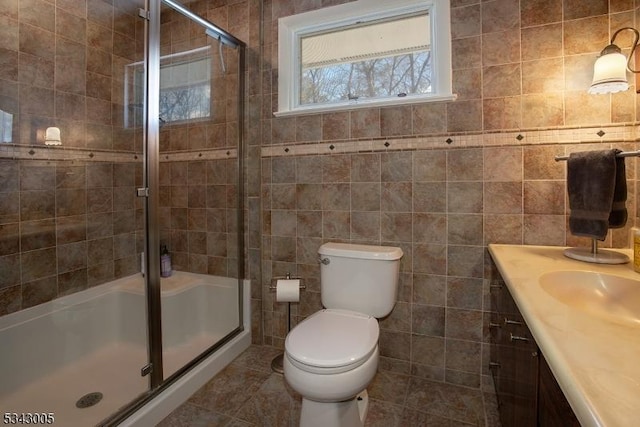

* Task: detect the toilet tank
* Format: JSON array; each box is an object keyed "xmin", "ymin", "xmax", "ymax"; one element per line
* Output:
[{"xmin": 318, "ymin": 242, "xmax": 403, "ymax": 318}]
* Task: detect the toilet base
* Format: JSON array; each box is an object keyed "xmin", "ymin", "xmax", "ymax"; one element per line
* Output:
[{"xmin": 300, "ymin": 390, "xmax": 369, "ymax": 427}]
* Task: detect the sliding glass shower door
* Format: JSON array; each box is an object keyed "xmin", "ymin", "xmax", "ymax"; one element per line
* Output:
[
  {"xmin": 0, "ymin": 0, "xmax": 151, "ymax": 426},
  {"xmin": 152, "ymin": 1, "xmax": 245, "ymax": 381}
]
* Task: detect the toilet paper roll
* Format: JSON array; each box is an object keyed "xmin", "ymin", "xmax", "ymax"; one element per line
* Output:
[{"xmin": 275, "ymin": 279, "xmax": 300, "ymax": 302}]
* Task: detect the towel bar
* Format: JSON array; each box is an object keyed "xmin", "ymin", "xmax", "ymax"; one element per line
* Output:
[
  {"xmin": 558, "ymin": 148, "xmax": 632, "ymax": 264},
  {"xmin": 555, "ymin": 150, "xmax": 640, "ymax": 161}
]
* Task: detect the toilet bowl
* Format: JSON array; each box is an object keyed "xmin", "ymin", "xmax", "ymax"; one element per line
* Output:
[
  {"xmin": 283, "ymin": 243, "xmax": 403, "ymax": 427},
  {"xmin": 284, "ymin": 309, "xmax": 379, "ymax": 427}
]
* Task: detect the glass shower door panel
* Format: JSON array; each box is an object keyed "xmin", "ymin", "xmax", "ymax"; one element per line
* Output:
[
  {"xmin": 157, "ymin": 6, "xmax": 241, "ymax": 379},
  {"xmin": 0, "ymin": 1, "xmax": 151, "ymax": 425}
]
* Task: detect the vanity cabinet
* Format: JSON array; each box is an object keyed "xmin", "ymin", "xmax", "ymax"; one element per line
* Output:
[
  {"xmin": 490, "ymin": 278, "xmax": 580, "ymax": 427},
  {"xmin": 537, "ymin": 355, "xmax": 581, "ymax": 427},
  {"xmin": 490, "ymin": 279, "xmax": 538, "ymax": 427}
]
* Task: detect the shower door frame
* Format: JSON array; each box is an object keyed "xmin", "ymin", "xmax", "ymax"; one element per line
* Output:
[
  {"xmin": 100, "ymin": 0, "xmax": 246, "ymax": 424},
  {"xmin": 145, "ymin": 0, "xmax": 247, "ymax": 388}
]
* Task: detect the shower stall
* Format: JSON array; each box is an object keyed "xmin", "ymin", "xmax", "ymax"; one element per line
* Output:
[{"xmin": 0, "ymin": 1, "xmax": 248, "ymax": 425}]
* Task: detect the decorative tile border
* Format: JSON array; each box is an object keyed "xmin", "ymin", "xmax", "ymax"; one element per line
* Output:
[
  {"xmin": 0, "ymin": 144, "xmax": 236, "ymax": 163},
  {"xmin": 0, "ymin": 144, "xmax": 141, "ymax": 163},
  {"xmin": 158, "ymin": 148, "xmax": 238, "ymax": 162},
  {"xmin": 262, "ymin": 124, "xmax": 639, "ymax": 158}
]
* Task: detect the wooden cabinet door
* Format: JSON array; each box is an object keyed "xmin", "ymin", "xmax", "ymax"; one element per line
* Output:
[
  {"xmin": 490, "ymin": 280, "xmax": 538, "ymax": 427},
  {"xmin": 490, "ymin": 271, "xmax": 581, "ymax": 427},
  {"xmin": 538, "ymin": 354, "xmax": 581, "ymax": 427}
]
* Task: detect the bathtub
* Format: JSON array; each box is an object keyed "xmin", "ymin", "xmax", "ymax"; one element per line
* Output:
[{"xmin": 0, "ymin": 271, "xmax": 251, "ymax": 427}]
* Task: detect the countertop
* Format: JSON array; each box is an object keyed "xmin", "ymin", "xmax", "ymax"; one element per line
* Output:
[{"xmin": 488, "ymin": 244, "xmax": 640, "ymax": 427}]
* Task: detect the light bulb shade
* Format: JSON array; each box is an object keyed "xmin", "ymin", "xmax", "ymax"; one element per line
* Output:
[
  {"xmin": 44, "ymin": 127, "xmax": 61, "ymax": 146},
  {"xmin": 588, "ymin": 50, "xmax": 629, "ymax": 94}
]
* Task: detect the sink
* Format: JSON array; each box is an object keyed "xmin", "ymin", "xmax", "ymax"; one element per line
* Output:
[{"xmin": 539, "ymin": 271, "xmax": 640, "ymax": 328}]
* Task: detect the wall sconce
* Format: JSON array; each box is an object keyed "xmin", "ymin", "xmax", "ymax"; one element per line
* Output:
[
  {"xmin": 589, "ymin": 27, "xmax": 640, "ymax": 94},
  {"xmin": 44, "ymin": 127, "xmax": 61, "ymax": 146}
]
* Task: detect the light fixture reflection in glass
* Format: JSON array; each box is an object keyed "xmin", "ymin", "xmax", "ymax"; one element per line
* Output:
[
  {"xmin": 588, "ymin": 27, "xmax": 639, "ymax": 95},
  {"xmin": 44, "ymin": 127, "xmax": 61, "ymax": 146}
]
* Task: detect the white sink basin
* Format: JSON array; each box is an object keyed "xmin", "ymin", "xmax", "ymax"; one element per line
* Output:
[{"xmin": 539, "ymin": 271, "xmax": 640, "ymax": 328}]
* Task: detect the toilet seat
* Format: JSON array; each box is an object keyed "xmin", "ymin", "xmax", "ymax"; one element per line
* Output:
[{"xmin": 285, "ymin": 309, "xmax": 379, "ymax": 374}]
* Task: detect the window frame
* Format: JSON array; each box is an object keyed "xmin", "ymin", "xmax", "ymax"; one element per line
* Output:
[{"xmin": 275, "ymin": 0, "xmax": 455, "ymax": 117}]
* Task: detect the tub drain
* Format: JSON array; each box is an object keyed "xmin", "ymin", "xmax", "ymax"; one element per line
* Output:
[{"xmin": 76, "ymin": 392, "xmax": 103, "ymax": 408}]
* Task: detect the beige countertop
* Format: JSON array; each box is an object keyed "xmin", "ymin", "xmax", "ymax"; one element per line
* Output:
[{"xmin": 488, "ymin": 244, "xmax": 640, "ymax": 427}]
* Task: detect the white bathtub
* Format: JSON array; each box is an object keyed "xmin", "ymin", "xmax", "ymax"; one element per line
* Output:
[{"xmin": 0, "ymin": 271, "xmax": 251, "ymax": 427}]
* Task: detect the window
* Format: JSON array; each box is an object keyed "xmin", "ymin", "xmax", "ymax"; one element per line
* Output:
[
  {"xmin": 125, "ymin": 46, "xmax": 212, "ymax": 128},
  {"xmin": 159, "ymin": 47, "xmax": 212, "ymax": 123},
  {"xmin": 0, "ymin": 109, "xmax": 12, "ymax": 143},
  {"xmin": 276, "ymin": 0, "xmax": 454, "ymax": 117}
]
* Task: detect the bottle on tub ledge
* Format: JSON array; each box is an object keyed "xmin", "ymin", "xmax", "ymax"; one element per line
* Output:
[{"xmin": 160, "ymin": 245, "xmax": 173, "ymax": 277}]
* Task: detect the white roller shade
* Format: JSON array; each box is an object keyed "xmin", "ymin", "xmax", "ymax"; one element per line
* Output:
[
  {"xmin": 159, "ymin": 46, "xmax": 212, "ymax": 90},
  {"xmin": 301, "ymin": 13, "xmax": 430, "ymax": 69}
]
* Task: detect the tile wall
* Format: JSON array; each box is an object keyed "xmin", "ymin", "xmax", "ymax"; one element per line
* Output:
[
  {"xmin": 254, "ymin": 0, "xmax": 640, "ymax": 390},
  {"xmin": 0, "ymin": 0, "xmax": 261, "ymax": 317},
  {"xmin": 0, "ymin": 0, "xmax": 145, "ymax": 314},
  {"xmin": 156, "ymin": 4, "xmax": 246, "ymax": 279}
]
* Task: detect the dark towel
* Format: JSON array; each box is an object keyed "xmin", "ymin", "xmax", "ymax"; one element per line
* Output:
[
  {"xmin": 567, "ymin": 149, "xmax": 627, "ymax": 240},
  {"xmin": 608, "ymin": 154, "xmax": 628, "ymax": 228}
]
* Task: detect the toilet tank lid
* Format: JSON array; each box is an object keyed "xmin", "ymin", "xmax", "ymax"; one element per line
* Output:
[{"xmin": 318, "ymin": 242, "xmax": 403, "ymax": 260}]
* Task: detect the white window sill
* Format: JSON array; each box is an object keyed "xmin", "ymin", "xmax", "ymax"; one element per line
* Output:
[{"xmin": 274, "ymin": 93, "xmax": 457, "ymax": 117}]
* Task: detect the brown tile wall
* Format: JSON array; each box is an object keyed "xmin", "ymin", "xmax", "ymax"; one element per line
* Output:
[
  {"xmin": 254, "ymin": 0, "xmax": 640, "ymax": 390},
  {"xmin": 158, "ymin": 157, "xmax": 240, "ymax": 278},
  {"xmin": 0, "ymin": 0, "xmax": 259, "ymax": 316},
  {"xmin": 0, "ymin": 0, "xmax": 145, "ymax": 314},
  {"xmin": 156, "ymin": 3, "xmax": 247, "ymax": 280},
  {"xmin": 0, "ymin": 159, "xmax": 144, "ymax": 314}
]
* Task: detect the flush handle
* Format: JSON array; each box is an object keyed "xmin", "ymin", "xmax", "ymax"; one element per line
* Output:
[{"xmin": 318, "ymin": 257, "xmax": 330, "ymax": 265}]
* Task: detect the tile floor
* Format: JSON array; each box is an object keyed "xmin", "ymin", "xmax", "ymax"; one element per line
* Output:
[{"xmin": 158, "ymin": 345, "xmax": 501, "ymax": 427}]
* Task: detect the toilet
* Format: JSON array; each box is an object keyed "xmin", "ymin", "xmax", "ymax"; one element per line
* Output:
[{"xmin": 283, "ymin": 242, "xmax": 403, "ymax": 427}]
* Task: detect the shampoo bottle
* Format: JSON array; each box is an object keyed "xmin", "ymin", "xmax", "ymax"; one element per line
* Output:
[{"xmin": 160, "ymin": 245, "xmax": 173, "ymax": 277}]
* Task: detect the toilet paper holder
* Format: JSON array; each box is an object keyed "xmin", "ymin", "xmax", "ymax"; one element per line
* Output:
[
  {"xmin": 269, "ymin": 273, "xmax": 305, "ymax": 374},
  {"xmin": 269, "ymin": 273, "xmax": 306, "ymax": 290}
]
